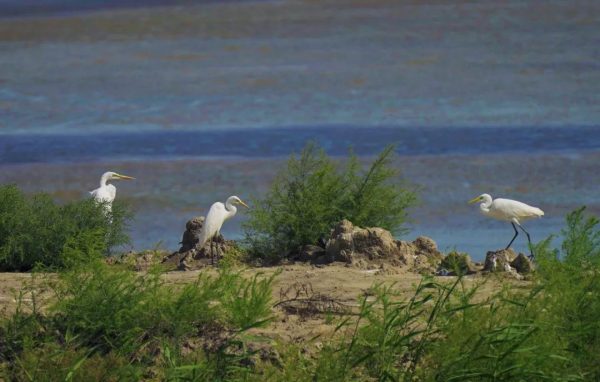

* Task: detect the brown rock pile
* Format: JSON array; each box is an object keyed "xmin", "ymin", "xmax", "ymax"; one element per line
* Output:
[
  {"xmin": 314, "ymin": 219, "xmax": 443, "ymax": 273},
  {"xmin": 511, "ymin": 253, "xmax": 534, "ymax": 274},
  {"xmin": 179, "ymin": 216, "xmax": 205, "ymax": 252},
  {"xmin": 483, "ymin": 249, "xmax": 517, "ymax": 272},
  {"xmin": 325, "ymin": 220, "xmax": 404, "ymax": 264},
  {"xmin": 482, "ymin": 249, "xmax": 534, "ymax": 279},
  {"xmin": 162, "ymin": 216, "xmax": 236, "ymax": 270},
  {"xmin": 408, "ymin": 236, "xmax": 445, "ymax": 273},
  {"xmin": 107, "ymin": 250, "xmax": 169, "ymax": 271},
  {"xmin": 438, "ymin": 251, "xmax": 478, "ymax": 276},
  {"xmin": 155, "ymin": 217, "xmax": 536, "ymax": 278}
]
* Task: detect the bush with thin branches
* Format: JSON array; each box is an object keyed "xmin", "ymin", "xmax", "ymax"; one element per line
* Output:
[{"xmin": 243, "ymin": 143, "xmax": 418, "ymax": 261}]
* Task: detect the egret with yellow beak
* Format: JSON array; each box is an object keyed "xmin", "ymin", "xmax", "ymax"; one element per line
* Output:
[
  {"xmin": 198, "ymin": 196, "xmax": 249, "ymax": 265},
  {"xmin": 90, "ymin": 171, "xmax": 135, "ymax": 213},
  {"xmin": 468, "ymin": 193, "xmax": 544, "ymax": 258}
]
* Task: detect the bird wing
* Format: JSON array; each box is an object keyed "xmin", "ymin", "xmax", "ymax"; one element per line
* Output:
[
  {"xmin": 90, "ymin": 185, "xmax": 116, "ymax": 204},
  {"xmin": 493, "ymin": 198, "xmax": 544, "ymax": 221},
  {"xmin": 90, "ymin": 184, "xmax": 117, "ymax": 211},
  {"xmin": 198, "ymin": 202, "xmax": 226, "ymax": 246}
]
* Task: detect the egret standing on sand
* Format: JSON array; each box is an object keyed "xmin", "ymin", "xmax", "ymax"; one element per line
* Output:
[
  {"xmin": 198, "ymin": 196, "xmax": 249, "ymax": 265},
  {"xmin": 90, "ymin": 171, "xmax": 135, "ymax": 213},
  {"xmin": 468, "ymin": 193, "xmax": 544, "ymax": 258}
]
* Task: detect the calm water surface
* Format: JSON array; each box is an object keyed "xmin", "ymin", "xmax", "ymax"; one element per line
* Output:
[{"xmin": 1, "ymin": 0, "xmax": 599, "ymax": 259}]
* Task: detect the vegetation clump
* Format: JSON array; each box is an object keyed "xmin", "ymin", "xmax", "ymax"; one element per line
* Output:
[
  {"xmin": 1, "ymin": 183, "xmax": 599, "ymax": 381},
  {"xmin": 0, "ymin": 185, "xmax": 131, "ymax": 271},
  {"xmin": 0, "ymin": 261, "xmax": 276, "ymax": 380},
  {"xmin": 243, "ymin": 143, "xmax": 418, "ymax": 262}
]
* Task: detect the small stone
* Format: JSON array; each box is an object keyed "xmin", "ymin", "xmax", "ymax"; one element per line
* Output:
[
  {"xmin": 440, "ymin": 252, "xmax": 477, "ymax": 275},
  {"xmin": 483, "ymin": 249, "xmax": 517, "ymax": 272},
  {"xmin": 297, "ymin": 245, "xmax": 326, "ymax": 262},
  {"xmin": 511, "ymin": 253, "xmax": 534, "ymax": 274}
]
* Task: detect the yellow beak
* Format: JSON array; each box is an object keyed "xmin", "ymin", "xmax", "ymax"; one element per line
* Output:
[
  {"xmin": 239, "ymin": 200, "xmax": 249, "ymax": 208},
  {"xmin": 116, "ymin": 174, "xmax": 135, "ymax": 180},
  {"xmin": 468, "ymin": 196, "xmax": 480, "ymax": 204}
]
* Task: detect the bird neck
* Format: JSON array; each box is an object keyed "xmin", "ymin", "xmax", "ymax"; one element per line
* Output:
[
  {"xmin": 100, "ymin": 173, "xmax": 111, "ymax": 187},
  {"xmin": 224, "ymin": 200, "xmax": 238, "ymax": 220},
  {"xmin": 480, "ymin": 195, "xmax": 493, "ymax": 213},
  {"xmin": 479, "ymin": 203, "xmax": 489, "ymax": 214}
]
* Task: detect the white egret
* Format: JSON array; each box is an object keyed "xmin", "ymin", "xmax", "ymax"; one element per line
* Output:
[
  {"xmin": 198, "ymin": 195, "xmax": 249, "ymax": 265},
  {"xmin": 468, "ymin": 193, "xmax": 544, "ymax": 258},
  {"xmin": 89, "ymin": 171, "xmax": 135, "ymax": 213}
]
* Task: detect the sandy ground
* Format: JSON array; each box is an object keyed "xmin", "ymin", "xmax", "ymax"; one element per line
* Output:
[{"xmin": 0, "ymin": 264, "xmax": 524, "ymax": 344}]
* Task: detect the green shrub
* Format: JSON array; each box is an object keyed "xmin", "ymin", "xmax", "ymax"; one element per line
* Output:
[
  {"xmin": 532, "ymin": 207, "xmax": 600, "ymax": 380},
  {"xmin": 272, "ymin": 208, "xmax": 599, "ymax": 381},
  {"xmin": 424, "ymin": 208, "xmax": 600, "ymax": 382},
  {"xmin": 0, "ymin": 185, "xmax": 132, "ymax": 271},
  {"xmin": 4, "ymin": 208, "xmax": 600, "ymax": 381},
  {"xmin": 1, "ymin": 261, "xmax": 277, "ymax": 380},
  {"xmin": 243, "ymin": 143, "xmax": 417, "ymax": 261},
  {"xmin": 50, "ymin": 263, "xmax": 275, "ymax": 355}
]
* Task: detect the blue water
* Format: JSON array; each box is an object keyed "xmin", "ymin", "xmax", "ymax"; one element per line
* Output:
[
  {"xmin": 1, "ymin": 126, "xmax": 599, "ymax": 164},
  {"xmin": 1, "ymin": 0, "xmax": 599, "ymax": 259},
  {"xmin": 0, "ymin": 0, "xmax": 253, "ymax": 17}
]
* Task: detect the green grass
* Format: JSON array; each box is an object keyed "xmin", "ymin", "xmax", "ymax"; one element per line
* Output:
[
  {"xmin": 0, "ymin": 262, "xmax": 277, "ymax": 381},
  {"xmin": 0, "ymin": 185, "xmax": 132, "ymax": 271},
  {"xmin": 1, "ymin": 207, "xmax": 599, "ymax": 381},
  {"xmin": 243, "ymin": 143, "xmax": 418, "ymax": 262}
]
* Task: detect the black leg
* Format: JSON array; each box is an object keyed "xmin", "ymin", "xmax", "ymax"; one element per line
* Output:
[
  {"xmin": 517, "ymin": 224, "xmax": 534, "ymax": 259},
  {"xmin": 506, "ymin": 223, "xmax": 519, "ymax": 249},
  {"xmin": 210, "ymin": 238, "xmax": 214, "ymax": 265},
  {"xmin": 215, "ymin": 232, "xmax": 221, "ymax": 267}
]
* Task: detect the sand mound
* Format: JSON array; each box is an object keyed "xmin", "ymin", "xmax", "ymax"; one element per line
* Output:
[{"xmin": 311, "ymin": 220, "xmax": 443, "ymax": 273}]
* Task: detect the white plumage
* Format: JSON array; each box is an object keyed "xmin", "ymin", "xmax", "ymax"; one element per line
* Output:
[
  {"xmin": 198, "ymin": 195, "xmax": 248, "ymax": 264},
  {"xmin": 89, "ymin": 171, "xmax": 135, "ymax": 213},
  {"xmin": 469, "ymin": 193, "xmax": 544, "ymax": 257},
  {"xmin": 474, "ymin": 195, "xmax": 544, "ymax": 224}
]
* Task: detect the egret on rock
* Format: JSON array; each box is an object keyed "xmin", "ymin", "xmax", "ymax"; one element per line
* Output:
[
  {"xmin": 198, "ymin": 195, "xmax": 249, "ymax": 265},
  {"xmin": 468, "ymin": 193, "xmax": 544, "ymax": 258},
  {"xmin": 90, "ymin": 171, "xmax": 135, "ymax": 213}
]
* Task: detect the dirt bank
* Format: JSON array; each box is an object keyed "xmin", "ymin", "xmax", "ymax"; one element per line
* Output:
[{"xmin": 0, "ymin": 263, "xmax": 526, "ymax": 345}]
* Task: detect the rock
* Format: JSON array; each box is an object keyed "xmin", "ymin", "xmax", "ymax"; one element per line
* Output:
[
  {"xmin": 178, "ymin": 254, "xmax": 194, "ymax": 271},
  {"xmin": 112, "ymin": 250, "xmax": 168, "ymax": 271},
  {"xmin": 179, "ymin": 216, "xmax": 205, "ymax": 252},
  {"xmin": 136, "ymin": 252, "xmax": 156, "ymax": 271},
  {"xmin": 325, "ymin": 220, "xmax": 357, "ymax": 261},
  {"xmin": 413, "ymin": 236, "xmax": 439, "ymax": 255},
  {"xmin": 162, "ymin": 216, "xmax": 236, "ymax": 271},
  {"xmin": 325, "ymin": 220, "xmax": 404, "ymax": 265},
  {"xmin": 407, "ymin": 236, "xmax": 444, "ymax": 274},
  {"xmin": 439, "ymin": 252, "xmax": 477, "ymax": 275},
  {"xmin": 105, "ymin": 256, "xmax": 118, "ymax": 266},
  {"xmin": 323, "ymin": 220, "xmax": 443, "ymax": 273},
  {"xmin": 483, "ymin": 249, "xmax": 517, "ymax": 272},
  {"xmin": 511, "ymin": 253, "xmax": 534, "ymax": 274},
  {"xmin": 296, "ymin": 245, "xmax": 326, "ymax": 262}
]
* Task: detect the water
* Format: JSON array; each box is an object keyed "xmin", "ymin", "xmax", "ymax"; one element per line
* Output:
[
  {"xmin": 1, "ymin": 0, "xmax": 599, "ymax": 260},
  {"xmin": 1, "ymin": 126, "xmax": 598, "ymax": 164}
]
